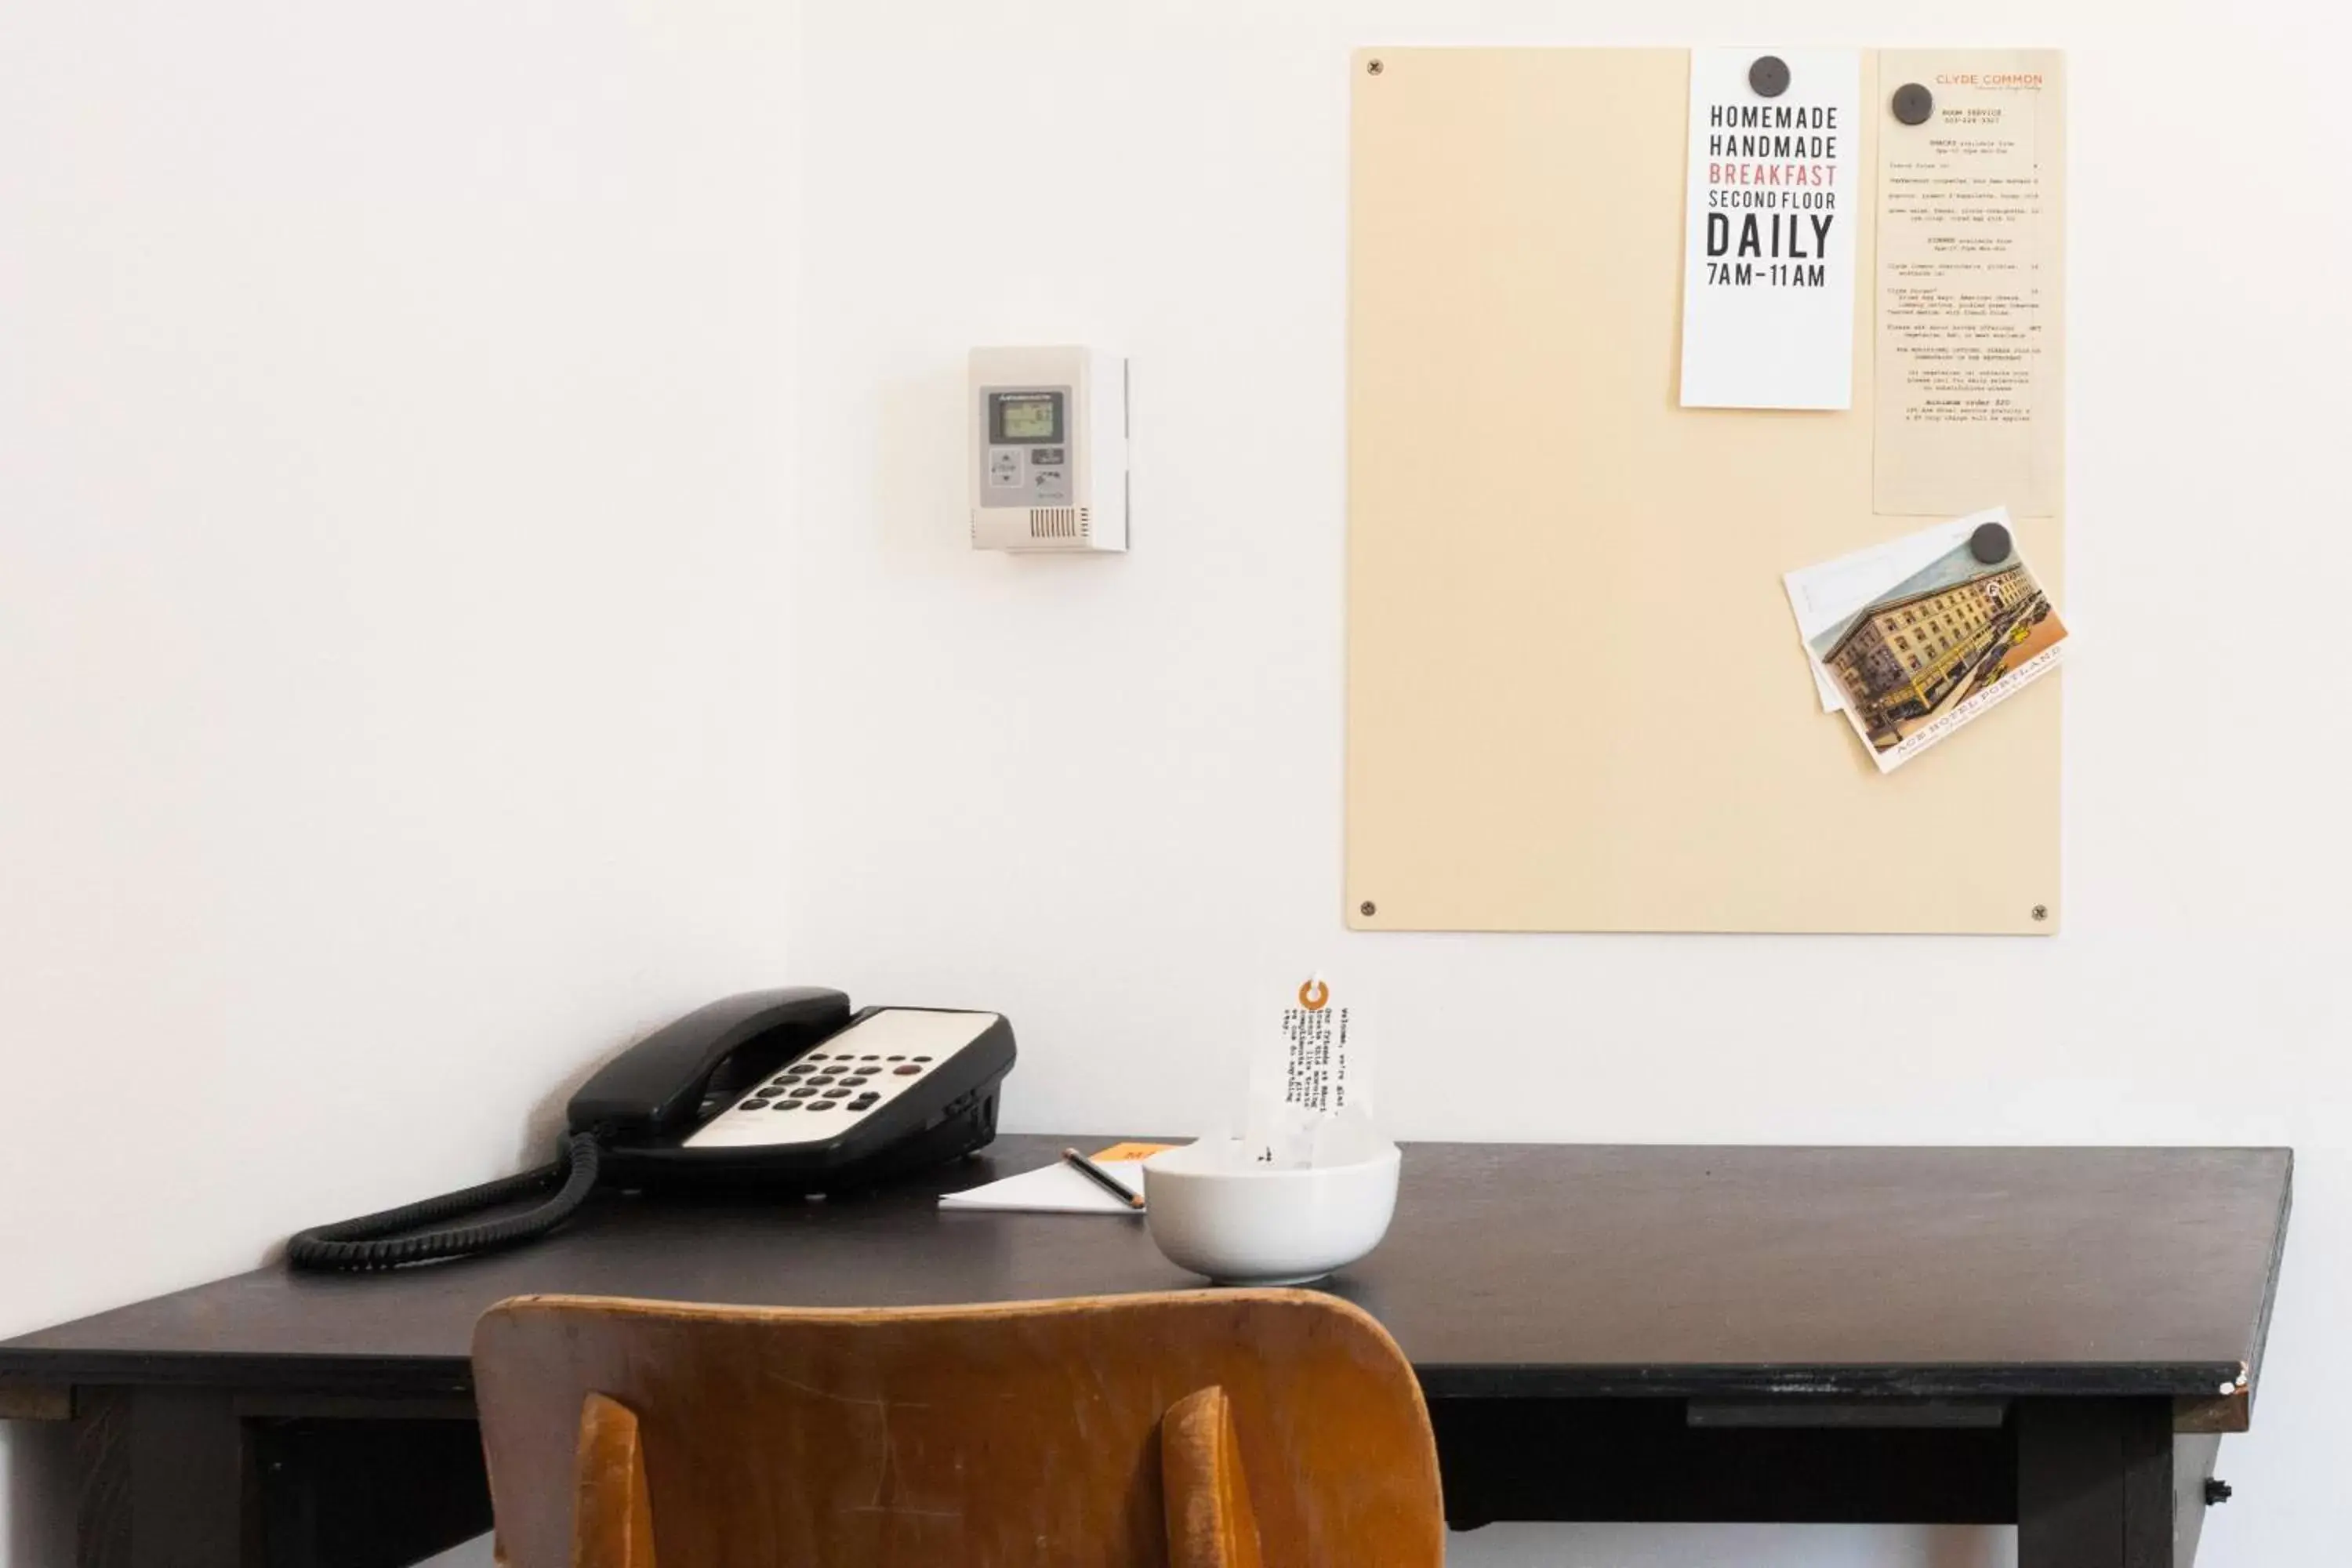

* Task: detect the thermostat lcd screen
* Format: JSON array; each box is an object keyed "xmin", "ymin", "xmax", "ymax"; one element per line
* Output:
[
  {"xmin": 991, "ymin": 390, "xmax": 1062, "ymax": 444},
  {"xmin": 1002, "ymin": 399, "xmax": 1054, "ymax": 439}
]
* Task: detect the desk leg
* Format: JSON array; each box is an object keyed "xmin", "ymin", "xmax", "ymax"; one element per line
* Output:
[
  {"xmin": 74, "ymin": 1388, "xmax": 256, "ymax": 1568},
  {"xmin": 2172, "ymin": 1432, "xmax": 2222, "ymax": 1567},
  {"xmin": 2016, "ymin": 1398, "xmax": 2175, "ymax": 1568}
]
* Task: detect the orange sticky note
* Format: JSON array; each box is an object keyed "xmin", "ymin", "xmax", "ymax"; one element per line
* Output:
[{"xmin": 1090, "ymin": 1142, "xmax": 1178, "ymax": 1163}]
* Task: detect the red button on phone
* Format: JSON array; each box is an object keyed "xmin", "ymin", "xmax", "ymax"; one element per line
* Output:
[{"xmin": 894, "ymin": 1064, "xmax": 922, "ymax": 1076}]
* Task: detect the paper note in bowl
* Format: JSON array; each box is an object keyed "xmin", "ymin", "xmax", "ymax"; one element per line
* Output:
[{"xmin": 1244, "ymin": 974, "xmax": 1376, "ymax": 1171}]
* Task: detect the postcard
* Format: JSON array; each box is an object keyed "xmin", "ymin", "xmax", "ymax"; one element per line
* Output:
[
  {"xmin": 1784, "ymin": 514, "xmax": 1980, "ymax": 711},
  {"xmin": 1797, "ymin": 510, "xmax": 2067, "ymax": 771}
]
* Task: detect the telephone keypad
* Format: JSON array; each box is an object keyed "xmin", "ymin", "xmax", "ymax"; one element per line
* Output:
[{"xmin": 683, "ymin": 1009, "xmax": 1000, "ymax": 1152}]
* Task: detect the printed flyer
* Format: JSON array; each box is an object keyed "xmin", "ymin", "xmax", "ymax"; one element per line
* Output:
[
  {"xmin": 1679, "ymin": 48, "xmax": 1861, "ymax": 410},
  {"xmin": 1872, "ymin": 50, "xmax": 2065, "ymax": 517}
]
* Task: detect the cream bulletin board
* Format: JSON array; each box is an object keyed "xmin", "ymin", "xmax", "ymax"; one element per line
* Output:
[{"xmin": 1345, "ymin": 47, "xmax": 2064, "ymax": 935}]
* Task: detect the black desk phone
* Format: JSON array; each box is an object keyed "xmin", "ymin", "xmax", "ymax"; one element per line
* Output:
[{"xmin": 289, "ymin": 988, "xmax": 1014, "ymax": 1271}]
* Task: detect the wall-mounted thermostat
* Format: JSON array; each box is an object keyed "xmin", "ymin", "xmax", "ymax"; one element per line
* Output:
[{"xmin": 969, "ymin": 345, "xmax": 1127, "ymax": 554}]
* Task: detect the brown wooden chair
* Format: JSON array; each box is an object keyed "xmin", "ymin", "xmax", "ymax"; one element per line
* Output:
[{"xmin": 472, "ymin": 1290, "xmax": 1445, "ymax": 1568}]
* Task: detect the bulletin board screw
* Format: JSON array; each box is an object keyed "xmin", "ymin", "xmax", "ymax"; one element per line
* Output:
[
  {"xmin": 1359, "ymin": 901, "xmax": 1378, "ymax": 917},
  {"xmin": 2031, "ymin": 905, "xmax": 2049, "ymax": 922},
  {"xmin": 1367, "ymin": 59, "xmax": 1384, "ymax": 75}
]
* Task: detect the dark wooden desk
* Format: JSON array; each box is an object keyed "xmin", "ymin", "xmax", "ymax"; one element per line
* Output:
[{"xmin": 0, "ymin": 1139, "xmax": 2291, "ymax": 1568}]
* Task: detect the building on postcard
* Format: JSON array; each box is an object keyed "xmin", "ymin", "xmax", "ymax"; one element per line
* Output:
[{"xmin": 1820, "ymin": 562, "xmax": 2034, "ymax": 727}]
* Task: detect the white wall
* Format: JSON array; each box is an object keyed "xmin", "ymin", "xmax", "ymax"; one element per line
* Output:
[
  {"xmin": 0, "ymin": 2, "xmax": 800, "ymax": 1561},
  {"xmin": 6, "ymin": 3, "xmax": 2345, "ymax": 1566},
  {"xmin": 786, "ymin": 2, "xmax": 2349, "ymax": 1566}
]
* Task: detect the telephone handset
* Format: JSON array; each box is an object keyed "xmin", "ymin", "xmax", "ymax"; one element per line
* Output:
[{"xmin": 288, "ymin": 988, "xmax": 1015, "ymax": 1271}]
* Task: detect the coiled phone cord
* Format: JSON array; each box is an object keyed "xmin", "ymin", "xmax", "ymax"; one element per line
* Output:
[{"xmin": 286, "ymin": 1131, "xmax": 603, "ymax": 1271}]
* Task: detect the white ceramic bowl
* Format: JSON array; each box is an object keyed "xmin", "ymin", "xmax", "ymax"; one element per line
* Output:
[{"xmin": 1141, "ymin": 1135, "xmax": 1402, "ymax": 1285}]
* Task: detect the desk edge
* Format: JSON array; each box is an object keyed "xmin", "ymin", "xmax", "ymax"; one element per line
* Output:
[{"xmin": 2, "ymin": 1348, "xmax": 2257, "ymax": 1425}]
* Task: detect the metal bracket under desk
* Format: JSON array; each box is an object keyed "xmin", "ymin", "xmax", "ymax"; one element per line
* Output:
[{"xmin": 1686, "ymin": 1397, "xmax": 2009, "ymax": 1429}]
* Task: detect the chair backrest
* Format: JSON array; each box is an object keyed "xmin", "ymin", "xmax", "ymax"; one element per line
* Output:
[{"xmin": 473, "ymin": 1289, "xmax": 1444, "ymax": 1568}]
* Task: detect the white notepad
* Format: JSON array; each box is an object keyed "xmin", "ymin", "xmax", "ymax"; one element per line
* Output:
[{"xmin": 938, "ymin": 1158, "xmax": 1146, "ymax": 1215}]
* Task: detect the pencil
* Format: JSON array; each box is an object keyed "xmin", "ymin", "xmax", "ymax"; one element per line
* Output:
[{"xmin": 1062, "ymin": 1147, "xmax": 1147, "ymax": 1210}]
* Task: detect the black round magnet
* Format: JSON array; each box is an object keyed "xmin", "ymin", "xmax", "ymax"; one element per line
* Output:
[
  {"xmin": 1969, "ymin": 521, "xmax": 2013, "ymax": 564},
  {"xmin": 1749, "ymin": 56, "xmax": 1790, "ymax": 98},
  {"xmin": 1892, "ymin": 82, "xmax": 1933, "ymax": 125}
]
